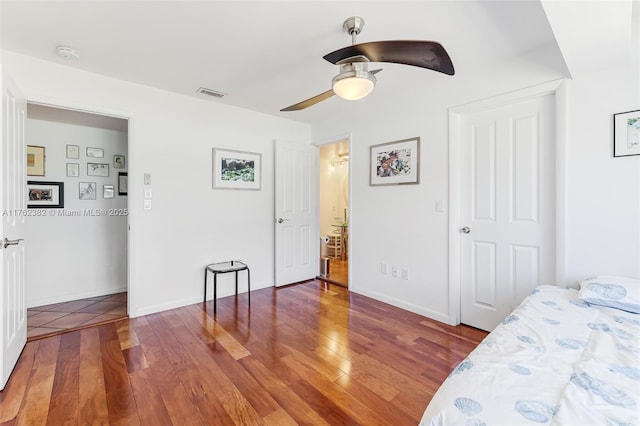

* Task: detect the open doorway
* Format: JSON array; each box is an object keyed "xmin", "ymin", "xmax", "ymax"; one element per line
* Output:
[
  {"xmin": 317, "ymin": 139, "xmax": 349, "ymax": 287},
  {"xmin": 24, "ymin": 104, "xmax": 129, "ymax": 340}
]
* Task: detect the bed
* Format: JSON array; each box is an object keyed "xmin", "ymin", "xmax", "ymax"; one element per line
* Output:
[{"xmin": 420, "ymin": 278, "xmax": 640, "ymax": 426}]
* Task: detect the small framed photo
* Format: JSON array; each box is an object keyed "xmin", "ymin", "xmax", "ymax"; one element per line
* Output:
[
  {"xmin": 118, "ymin": 172, "xmax": 128, "ymax": 196},
  {"xmin": 66, "ymin": 144, "xmax": 79, "ymax": 159},
  {"xmin": 27, "ymin": 145, "xmax": 45, "ymax": 176},
  {"xmin": 370, "ymin": 137, "xmax": 420, "ymax": 186},
  {"xmin": 79, "ymin": 182, "xmax": 97, "ymax": 200},
  {"xmin": 103, "ymin": 184, "xmax": 115, "ymax": 199},
  {"xmin": 212, "ymin": 148, "xmax": 262, "ymax": 190},
  {"xmin": 113, "ymin": 155, "xmax": 125, "ymax": 169},
  {"xmin": 614, "ymin": 109, "xmax": 640, "ymax": 157},
  {"xmin": 27, "ymin": 181, "xmax": 64, "ymax": 209},
  {"xmin": 87, "ymin": 163, "xmax": 109, "ymax": 177},
  {"xmin": 86, "ymin": 147, "xmax": 104, "ymax": 158},
  {"xmin": 66, "ymin": 163, "xmax": 79, "ymax": 177}
]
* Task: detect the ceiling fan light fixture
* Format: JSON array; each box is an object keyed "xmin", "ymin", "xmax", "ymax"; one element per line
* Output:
[{"xmin": 332, "ymin": 68, "xmax": 376, "ymax": 100}]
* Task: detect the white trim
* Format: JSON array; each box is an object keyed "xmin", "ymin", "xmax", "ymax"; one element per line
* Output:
[
  {"xmin": 351, "ymin": 288, "xmax": 450, "ymax": 324},
  {"xmin": 21, "ymin": 95, "xmax": 138, "ymax": 317},
  {"xmin": 447, "ymin": 79, "xmax": 568, "ymax": 326},
  {"xmin": 135, "ymin": 296, "xmax": 199, "ymax": 317}
]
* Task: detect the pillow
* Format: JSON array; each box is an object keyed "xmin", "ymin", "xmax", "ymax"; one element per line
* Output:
[{"xmin": 578, "ymin": 276, "xmax": 640, "ymax": 314}]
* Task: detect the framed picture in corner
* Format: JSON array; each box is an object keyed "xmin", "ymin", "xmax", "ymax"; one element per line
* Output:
[
  {"xmin": 118, "ymin": 172, "xmax": 128, "ymax": 196},
  {"xmin": 614, "ymin": 109, "xmax": 640, "ymax": 157}
]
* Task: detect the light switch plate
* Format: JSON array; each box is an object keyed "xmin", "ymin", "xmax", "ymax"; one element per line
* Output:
[
  {"xmin": 143, "ymin": 199, "xmax": 152, "ymax": 210},
  {"xmin": 144, "ymin": 187, "xmax": 152, "ymax": 199},
  {"xmin": 144, "ymin": 173, "xmax": 151, "ymax": 185}
]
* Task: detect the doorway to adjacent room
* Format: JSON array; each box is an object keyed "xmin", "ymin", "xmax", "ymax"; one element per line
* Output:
[
  {"xmin": 318, "ymin": 138, "xmax": 349, "ymax": 287},
  {"xmin": 25, "ymin": 104, "xmax": 129, "ymax": 340}
]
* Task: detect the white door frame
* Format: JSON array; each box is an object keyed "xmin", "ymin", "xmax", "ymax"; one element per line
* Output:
[
  {"xmin": 447, "ymin": 79, "xmax": 568, "ymax": 326},
  {"xmin": 313, "ymin": 132, "xmax": 352, "ymax": 287},
  {"xmin": 22, "ymin": 96, "xmax": 137, "ymax": 316}
]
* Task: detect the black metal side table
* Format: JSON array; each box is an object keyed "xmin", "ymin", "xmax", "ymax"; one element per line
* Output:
[{"xmin": 203, "ymin": 260, "xmax": 250, "ymax": 314}]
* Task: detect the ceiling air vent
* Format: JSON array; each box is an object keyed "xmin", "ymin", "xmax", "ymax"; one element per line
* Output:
[{"xmin": 196, "ymin": 87, "xmax": 227, "ymax": 99}]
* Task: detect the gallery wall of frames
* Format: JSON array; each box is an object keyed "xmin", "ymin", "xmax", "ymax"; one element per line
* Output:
[{"xmin": 25, "ymin": 112, "xmax": 129, "ymax": 308}]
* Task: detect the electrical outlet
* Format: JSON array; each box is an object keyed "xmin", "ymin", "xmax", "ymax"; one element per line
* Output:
[
  {"xmin": 401, "ymin": 268, "xmax": 409, "ymax": 280},
  {"xmin": 380, "ymin": 263, "xmax": 388, "ymax": 275},
  {"xmin": 391, "ymin": 266, "xmax": 398, "ymax": 278}
]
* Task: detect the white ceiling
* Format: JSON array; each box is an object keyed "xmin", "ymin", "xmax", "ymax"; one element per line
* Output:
[{"xmin": 1, "ymin": 1, "xmax": 561, "ymax": 124}]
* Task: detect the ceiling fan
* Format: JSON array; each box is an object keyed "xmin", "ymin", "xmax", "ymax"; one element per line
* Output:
[{"xmin": 281, "ymin": 16, "xmax": 455, "ymax": 112}]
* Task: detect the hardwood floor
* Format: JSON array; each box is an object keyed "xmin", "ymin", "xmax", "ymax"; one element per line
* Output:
[{"xmin": 0, "ymin": 280, "xmax": 487, "ymax": 425}]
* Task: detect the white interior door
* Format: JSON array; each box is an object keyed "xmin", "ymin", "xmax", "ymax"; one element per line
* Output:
[
  {"xmin": 274, "ymin": 140, "xmax": 318, "ymax": 286},
  {"xmin": 460, "ymin": 94, "xmax": 555, "ymax": 331},
  {"xmin": 1, "ymin": 69, "xmax": 27, "ymax": 390}
]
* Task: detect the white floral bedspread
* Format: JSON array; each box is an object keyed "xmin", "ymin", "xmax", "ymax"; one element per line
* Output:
[{"xmin": 420, "ymin": 285, "xmax": 640, "ymax": 426}]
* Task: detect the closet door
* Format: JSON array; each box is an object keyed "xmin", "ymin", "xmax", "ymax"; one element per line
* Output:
[{"xmin": 459, "ymin": 94, "xmax": 555, "ymax": 331}]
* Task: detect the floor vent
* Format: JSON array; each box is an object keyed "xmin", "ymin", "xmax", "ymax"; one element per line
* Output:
[{"xmin": 196, "ymin": 87, "xmax": 227, "ymax": 99}]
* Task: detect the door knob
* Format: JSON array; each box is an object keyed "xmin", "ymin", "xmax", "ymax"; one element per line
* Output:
[
  {"xmin": 460, "ymin": 226, "xmax": 471, "ymax": 234},
  {"xmin": 3, "ymin": 237, "xmax": 24, "ymax": 249},
  {"xmin": 276, "ymin": 218, "xmax": 289, "ymax": 224}
]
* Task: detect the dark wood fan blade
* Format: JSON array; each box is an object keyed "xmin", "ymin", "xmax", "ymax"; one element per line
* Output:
[
  {"xmin": 323, "ymin": 40, "xmax": 454, "ymax": 75},
  {"xmin": 280, "ymin": 89, "xmax": 335, "ymax": 112}
]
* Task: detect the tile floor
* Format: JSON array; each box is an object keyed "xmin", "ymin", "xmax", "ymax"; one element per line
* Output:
[{"xmin": 27, "ymin": 292, "xmax": 127, "ymax": 341}]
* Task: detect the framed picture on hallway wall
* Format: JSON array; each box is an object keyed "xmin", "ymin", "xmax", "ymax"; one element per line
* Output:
[
  {"xmin": 87, "ymin": 163, "xmax": 109, "ymax": 177},
  {"xmin": 118, "ymin": 172, "xmax": 128, "ymax": 196},
  {"xmin": 66, "ymin": 144, "xmax": 79, "ymax": 159},
  {"xmin": 614, "ymin": 109, "xmax": 640, "ymax": 157},
  {"xmin": 79, "ymin": 182, "xmax": 97, "ymax": 200},
  {"xmin": 27, "ymin": 145, "xmax": 45, "ymax": 176},
  {"xmin": 103, "ymin": 185, "xmax": 115, "ymax": 199},
  {"xmin": 113, "ymin": 155, "xmax": 125, "ymax": 169},
  {"xmin": 86, "ymin": 147, "xmax": 104, "ymax": 158},
  {"xmin": 212, "ymin": 148, "xmax": 262, "ymax": 190},
  {"xmin": 369, "ymin": 137, "xmax": 420, "ymax": 186},
  {"xmin": 66, "ymin": 163, "xmax": 79, "ymax": 177},
  {"xmin": 27, "ymin": 181, "xmax": 64, "ymax": 208}
]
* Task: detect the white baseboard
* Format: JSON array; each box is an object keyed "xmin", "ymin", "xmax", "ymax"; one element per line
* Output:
[
  {"xmin": 28, "ymin": 286, "xmax": 127, "ymax": 309},
  {"xmin": 350, "ymin": 286, "xmax": 451, "ymax": 325},
  {"xmin": 133, "ymin": 296, "xmax": 201, "ymax": 317},
  {"xmin": 131, "ymin": 280, "xmax": 272, "ymax": 318}
]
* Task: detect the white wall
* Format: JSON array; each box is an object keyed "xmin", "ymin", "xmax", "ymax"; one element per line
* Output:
[
  {"xmin": 2, "ymin": 50, "xmax": 310, "ymax": 317},
  {"xmin": 312, "ymin": 44, "xmax": 640, "ymax": 323},
  {"xmin": 25, "ymin": 118, "xmax": 128, "ymax": 307},
  {"xmin": 564, "ymin": 65, "xmax": 640, "ymax": 284}
]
